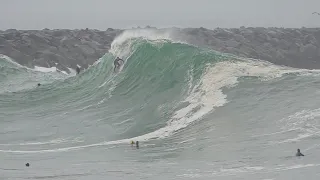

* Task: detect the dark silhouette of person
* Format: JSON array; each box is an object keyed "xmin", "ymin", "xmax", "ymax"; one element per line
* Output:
[
  {"xmin": 114, "ymin": 57, "xmax": 124, "ymax": 72},
  {"xmin": 296, "ymin": 149, "xmax": 304, "ymax": 156},
  {"xmin": 76, "ymin": 67, "xmax": 80, "ymax": 74}
]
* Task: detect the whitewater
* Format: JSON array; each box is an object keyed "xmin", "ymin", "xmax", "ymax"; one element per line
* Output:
[{"xmin": 1, "ymin": 29, "xmax": 320, "ymax": 180}]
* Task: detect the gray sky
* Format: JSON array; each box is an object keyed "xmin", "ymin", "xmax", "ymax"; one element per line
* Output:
[{"xmin": 1, "ymin": 0, "xmax": 320, "ymax": 30}]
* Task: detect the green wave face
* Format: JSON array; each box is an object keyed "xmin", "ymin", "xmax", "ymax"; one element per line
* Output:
[{"xmin": 1, "ymin": 29, "xmax": 314, "ymax": 146}]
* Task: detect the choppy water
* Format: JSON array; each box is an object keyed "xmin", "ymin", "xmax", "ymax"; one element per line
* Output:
[{"xmin": 1, "ymin": 29, "xmax": 320, "ymax": 180}]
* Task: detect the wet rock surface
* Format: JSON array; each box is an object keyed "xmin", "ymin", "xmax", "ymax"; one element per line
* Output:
[
  {"xmin": 0, "ymin": 28, "xmax": 122, "ymax": 73},
  {"xmin": 1, "ymin": 27, "xmax": 320, "ymax": 73},
  {"xmin": 181, "ymin": 27, "xmax": 320, "ymax": 69}
]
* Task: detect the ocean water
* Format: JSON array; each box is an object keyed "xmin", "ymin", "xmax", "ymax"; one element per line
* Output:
[{"xmin": 1, "ymin": 29, "xmax": 320, "ymax": 180}]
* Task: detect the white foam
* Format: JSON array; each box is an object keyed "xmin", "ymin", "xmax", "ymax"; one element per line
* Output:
[
  {"xmin": 1, "ymin": 54, "xmax": 73, "ymax": 76},
  {"xmin": 275, "ymin": 164, "xmax": 320, "ymax": 171},
  {"xmin": 34, "ymin": 66, "xmax": 57, "ymax": 73},
  {"xmin": 68, "ymin": 68, "xmax": 77, "ymax": 76},
  {"xmin": 3, "ymin": 59, "xmax": 317, "ymax": 153},
  {"xmin": 33, "ymin": 66, "xmax": 76, "ymax": 77},
  {"xmin": 113, "ymin": 118, "xmax": 133, "ymax": 126},
  {"xmin": 110, "ymin": 29, "xmax": 174, "ymax": 51},
  {"xmin": 176, "ymin": 164, "xmax": 317, "ymax": 178},
  {"xmin": 1, "ymin": 54, "xmax": 75, "ymax": 78},
  {"xmin": 103, "ymin": 61, "xmax": 306, "ymax": 143},
  {"xmin": 59, "ymin": 70, "xmax": 68, "ymax": 75},
  {"xmin": 0, "ymin": 138, "xmax": 82, "ymax": 146},
  {"xmin": 1, "ymin": 53, "xmax": 76, "ymax": 77},
  {"xmin": 0, "ymin": 54, "xmax": 27, "ymax": 68},
  {"xmin": 177, "ymin": 173, "xmax": 202, "ymax": 178},
  {"xmin": 127, "ymin": 60, "xmax": 320, "ymax": 141},
  {"xmin": 109, "ymin": 28, "xmax": 183, "ymax": 58},
  {"xmin": 210, "ymin": 166, "xmax": 265, "ymax": 176},
  {"xmin": 4, "ymin": 31, "xmax": 320, "ymax": 153},
  {"xmin": 251, "ymin": 129, "xmax": 298, "ymax": 138},
  {"xmin": 275, "ymin": 108, "xmax": 320, "ymax": 144},
  {"xmin": 274, "ymin": 133, "xmax": 312, "ymax": 144}
]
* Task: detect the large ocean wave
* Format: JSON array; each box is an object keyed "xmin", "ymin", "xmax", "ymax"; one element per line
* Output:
[{"xmin": 1, "ymin": 29, "xmax": 319, "ymax": 154}]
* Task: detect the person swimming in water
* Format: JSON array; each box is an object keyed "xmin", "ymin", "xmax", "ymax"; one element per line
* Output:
[
  {"xmin": 114, "ymin": 57, "xmax": 124, "ymax": 72},
  {"xmin": 296, "ymin": 149, "xmax": 304, "ymax": 156},
  {"xmin": 130, "ymin": 140, "xmax": 139, "ymax": 149}
]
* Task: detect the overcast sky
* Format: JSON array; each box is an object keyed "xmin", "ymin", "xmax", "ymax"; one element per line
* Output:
[{"xmin": 1, "ymin": 0, "xmax": 320, "ymax": 30}]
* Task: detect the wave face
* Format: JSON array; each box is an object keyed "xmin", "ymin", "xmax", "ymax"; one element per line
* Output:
[{"xmin": 2, "ymin": 29, "xmax": 320, "ymax": 179}]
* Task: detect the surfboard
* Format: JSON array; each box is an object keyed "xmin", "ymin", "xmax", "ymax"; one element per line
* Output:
[{"xmin": 114, "ymin": 61, "xmax": 124, "ymax": 73}]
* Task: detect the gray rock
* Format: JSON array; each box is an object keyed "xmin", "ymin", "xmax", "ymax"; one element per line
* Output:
[
  {"xmin": 181, "ymin": 27, "xmax": 320, "ymax": 69},
  {"xmin": 300, "ymin": 44, "xmax": 318, "ymax": 56},
  {"xmin": 0, "ymin": 28, "xmax": 123, "ymax": 72},
  {"xmin": 234, "ymin": 34, "xmax": 246, "ymax": 43},
  {"xmin": 225, "ymin": 39, "xmax": 240, "ymax": 48},
  {"xmin": 2, "ymin": 27, "xmax": 320, "ymax": 72},
  {"xmin": 303, "ymin": 34, "xmax": 318, "ymax": 46},
  {"xmin": 277, "ymin": 39, "xmax": 291, "ymax": 50}
]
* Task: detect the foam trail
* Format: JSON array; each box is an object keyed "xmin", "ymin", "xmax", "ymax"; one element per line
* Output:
[
  {"xmin": 0, "ymin": 138, "xmax": 83, "ymax": 146},
  {"xmin": 112, "ymin": 60, "xmax": 320, "ymax": 142}
]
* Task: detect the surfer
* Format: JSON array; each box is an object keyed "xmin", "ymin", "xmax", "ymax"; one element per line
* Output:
[
  {"xmin": 76, "ymin": 67, "xmax": 80, "ymax": 74},
  {"xmin": 296, "ymin": 149, "xmax": 304, "ymax": 156},
  {"xmin": 130, "ymin": 140, "xmax": 139, "ymax": 149},
  {"xmin": 114, "ymin": 57, "xmax": 124, "ymax": 72}
]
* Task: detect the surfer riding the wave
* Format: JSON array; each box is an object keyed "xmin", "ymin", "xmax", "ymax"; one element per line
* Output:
[{"xmin": 114, "ymin": 57, "xmax": 124, "ymax": 72}]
